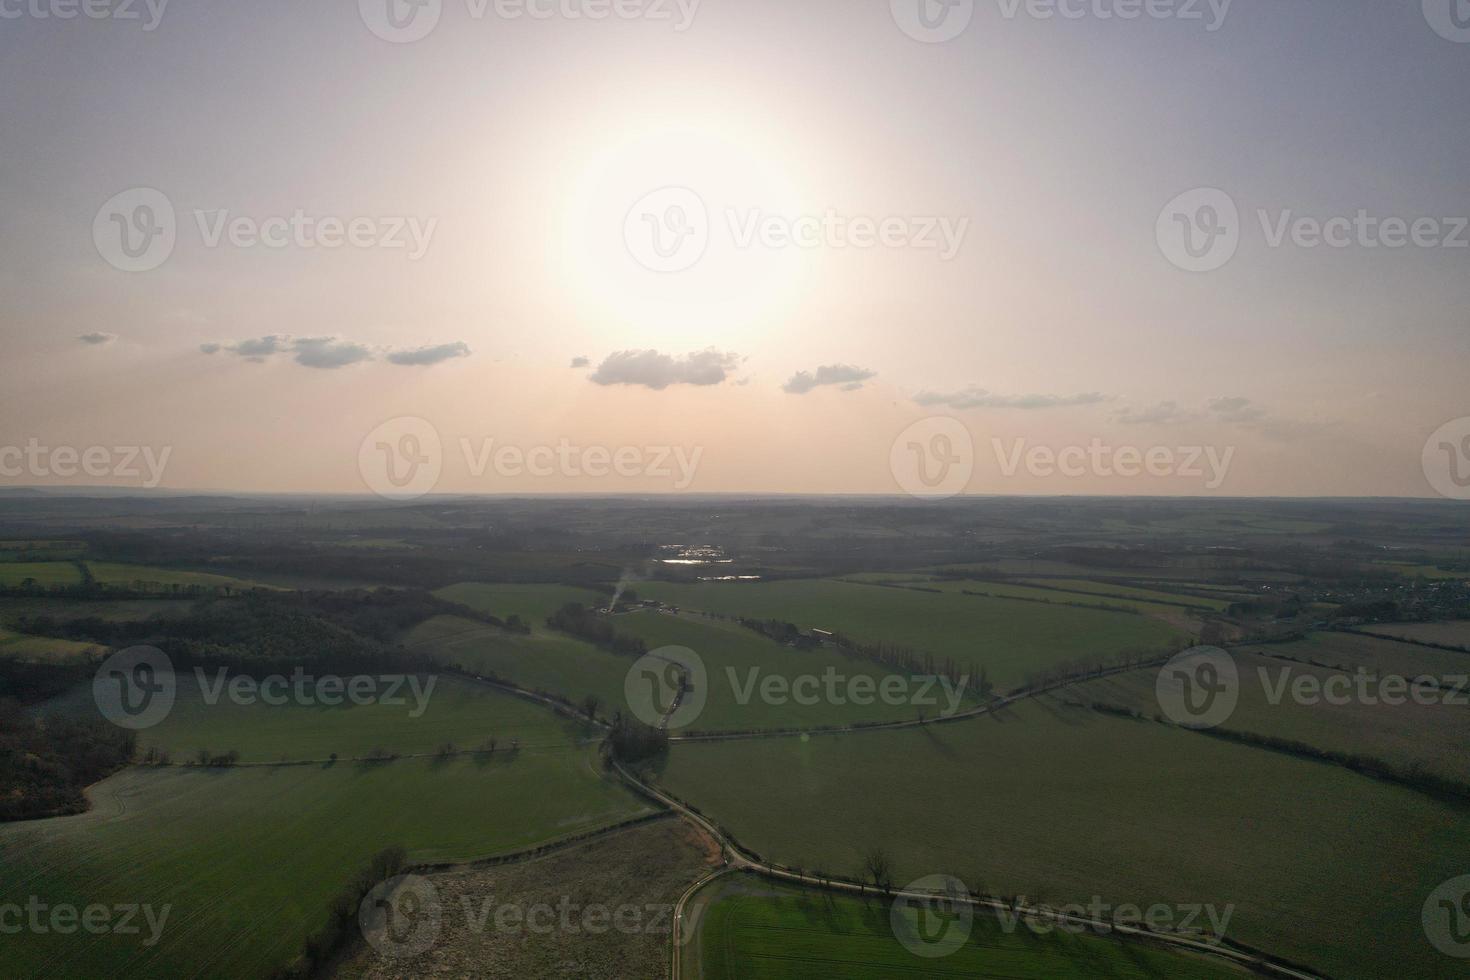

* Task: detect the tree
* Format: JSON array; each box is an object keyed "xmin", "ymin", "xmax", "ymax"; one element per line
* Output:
[
  {"xmin": 862, "ymin": 847, "xmax": 894, "ymax": 895},
  {"xmin": 582, "ymin": 694, "xmax": 601, "ymax": 721}
]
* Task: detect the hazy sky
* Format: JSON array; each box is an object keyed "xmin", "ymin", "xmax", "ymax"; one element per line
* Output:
[{"xmin": 2, "ymin": 0, "xmax": 1467, "ymax": 497}]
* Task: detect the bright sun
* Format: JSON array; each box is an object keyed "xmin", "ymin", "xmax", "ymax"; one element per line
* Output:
[{"xmin": 562, "ymin": 122, "xmax": 809, "ymax": 349}]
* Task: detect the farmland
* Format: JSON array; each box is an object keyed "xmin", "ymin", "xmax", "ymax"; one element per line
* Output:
[
  {"xmin": 0, "ymin": 751, "xmax": 652, "ymax": 978},
  {"xmin": 690, "ymin": 877, "xmax": 1247, "ymax": 980},
  {"xmin": 635, "ymin": 579, "xmax": 1187, "ymax": 690},
  {"xmin": 653, "ymin": 697, "xmax": 1469, "ymax": 980},
  {"xmin": 0, "ymin": 562, "xmax": 83, "ymax": 587},
  {"xmin": 83, "ymin": 562, "xmax": 269, "ymax": 592}
]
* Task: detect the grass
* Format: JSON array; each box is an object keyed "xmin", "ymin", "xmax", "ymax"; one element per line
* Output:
[
  {"xmin": 1060, "ymin": 651, "xmax": 1470, "ymax": 784},
  {"xmin": 614, "ymin": 610, "xmax": 978, "ymax": 732},
  {"xmin": 692, "ymin": 877, "xmax": 1246, "ymax": 980},
  {"xmin": 83, "ymin": 562, "xmax": 268, "ymax": 592},
  {"xmin": 653, "ymin": 697, "xmax": 1470, "ymax": 980},
  {"xmin": 917, "ymin": 579, "xmax": 1204, "ymax": 621},
  {"xmin": 0, "ymin": 628, "xmax": 102, "ymax": 663},
  {"xmin": 0, "ymin": 597, "xmax": 196, "ymax": 624},
  {"xmin": 0, "ymin": 562, "xmax": 83, "ymax": 587},
  {"xmin": 41, "ymin": 673, "xmax": 595, "ymax": 764},
  {"xmin": 1358, "ymin": 621, "xmax": 1470, "ymax": 649},
  {"xmin": 0, "ymin": 750, "xmax": 651, "ymax": 977},
  {"xmin": 1017, "ymin": 579, "xmax": 1230, "ymax": 611},
  {"xmin": 433, "ymin": 582, "xmax": 607, "ymax": 624},
  {"xmin": 637, "ymin": 579, "xmax": 1186, "ymax": 690},
  {"xmin": 1236, "ymin": 631, "xmax": 1470, "ymax": 680},
  {"xmin": 404, "ymin": 614, "xmax": 633, "ymax": 720}
]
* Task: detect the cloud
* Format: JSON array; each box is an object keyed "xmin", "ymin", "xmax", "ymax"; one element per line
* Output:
[
  {"xmin": 1114, "ymin": 401, "xmax": 1201, "ymax": 425},
  {"xmin": 199, "ymin": 342, "xmax": 222, "ymax": 355},
  {"xmin": 588, "ymin": 349, "xmax": 741, "ymax": 390},
  {"xmin": 1206, "ymin": 396, "xmax": 1266, "ymax": 424},
  {"xmin": 291, "ymin": 337, "xmax": 374, "ymax": 370},
  {"xmin": 570, "ymin": 356, "xmax": 590, "ymax": 368},
  {"xmin": 783, "ymin": 363, "xmax": 876, "ymax": 394},
  {"xmin": 914, "ymin": 386, "xmax": 1110, "ymax": 410},
  {"xmin": 386, "ymin": 342, "xmax": 471, "ymax": 366},
  {"xmin": 78, "ymin": 332, "xmax": 116, "ymax": 345}
]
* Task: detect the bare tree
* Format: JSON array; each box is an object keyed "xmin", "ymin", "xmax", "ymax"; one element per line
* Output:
[{"xmin": 862, "ymin": 847, "xmax": 894, "ymax": 895}]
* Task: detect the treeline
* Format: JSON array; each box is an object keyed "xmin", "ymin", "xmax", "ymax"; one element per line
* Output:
[
  {"xmin": 546, "ymin": 603, "xmax": 647, "ymax": 657},
  {"xmin": 0, "ymin": 677, "xmax": 136, "ymax": 821},
  {"xmin": 738, "ymin": 617, "xmax": 821, "ymax": 649},
  {"xmin": 274, "ymin": 846, "xmax": 408, "ymax": 979}
]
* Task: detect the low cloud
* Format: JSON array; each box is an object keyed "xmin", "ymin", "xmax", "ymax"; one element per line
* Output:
[
  {"xmin": 78, "ymin": 332, "xmax": 116, "ymax": 346},
  {"xmin": 914, "ymin": 386, "xmax": 1110, "ymax": 410},
  {"xmin": 783, "ymin": 364, "xmax": 876, "ymax": 394},
  {"xmin": 1115, "ymin": 396, "xmax": 1327, "ymax": 441},
  {"xmin": 1114, "ymin": 401, "xmax": 1201, "ymax": 425},
  {"xmin": 570, "ymin": 356, "xmax": 590, "ymax": 368},
  {"xmin": 292, "ymin": 337, "xmax": 374, "ymax": 370},
  {"xmin": 386, "ymin": 342, "xmax": 471, "ymax": 366},
  {"xmin": 202, "ymin": 335, "xmax": 471, "ymax": 370},
  {"xmin": 589, "ymin": 349, "xmax": 741, "ymax": 390}
]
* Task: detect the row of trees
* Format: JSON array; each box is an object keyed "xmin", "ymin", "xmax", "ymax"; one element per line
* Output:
[{"xmin": 546, "ymin": 603, "xmax": 648, "ymax": 657}]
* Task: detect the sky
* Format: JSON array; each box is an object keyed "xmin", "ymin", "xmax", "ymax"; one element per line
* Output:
[{"xmin": 1, "ymin": 0, "xmax": 1467, "ymax": 498}]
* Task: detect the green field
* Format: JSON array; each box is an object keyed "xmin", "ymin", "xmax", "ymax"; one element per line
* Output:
[
  {"xmin": 433, "ymin": 582, "xmax": 607, "ymax": 623},
  {"xmin": 0, "ymin": 751, "xmax": 651, "ymax": 977},
  {"xmin": 1018, "ymin": 579, "xmax": 1230, "ymax": 611},
  {"xmin": 1359, "ymin": 621, "xmax": 1470, "ymax": 650},
  {"xmin": 637, "ymin": 579, "xmax": 1186, "ymax": 690},
  {"xmin": 1236, "ymin": 631, "xmax": 1470, "ymax": 680},
  {"xmin": 0, "ymin": 562, "xmax": 83, "ymax": 587},
  {"xmin": 692, "ymin": 878, "xmax": 1246, "ymax": 980},
  {"xmin": 915, "ymin": 579, "xmax": 1204, "ymax": 621},
  {"xmin": 654, "ymin": 698, "xmax": 1469, "ymax": 980},
  {"xmin": 405, "ymin": 614, "xmax": 632, "ymax": 721},
  {"xmin": 83, "ymin": 562, "xmax": 268, "ymax": 592},
  {"xmin": 615, "ymin": 610, "xmax": 977, "ymax": 731},
  {"xmin": 43, "ymin": 673, "xmax": 593, "ymax": 765},
  {"xmin": 0, "ymin": 628, "xmax": 102, "ymax": 663},
  {"xmin": 1062, "ymin": 651, "xmax": 1470, "ymax": 784},
  {"xmin": 0, "ymin": 597, "xmax": 196, "ymax": 624}
]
